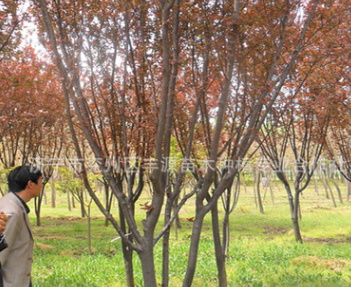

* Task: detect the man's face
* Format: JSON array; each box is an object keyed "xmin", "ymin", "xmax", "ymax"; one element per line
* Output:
[{"xmin": 32, "ymin": 177, "xmax": 43, "ymax": 198}]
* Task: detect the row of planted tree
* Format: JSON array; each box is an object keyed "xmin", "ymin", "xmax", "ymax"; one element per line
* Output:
[
  {"xmin": 1, "ymin": 0, "xmax": 351, "ymax": 286},
  {"xmin": 2, "ymin": 157, "xmax": 349, "ymax": 255}
]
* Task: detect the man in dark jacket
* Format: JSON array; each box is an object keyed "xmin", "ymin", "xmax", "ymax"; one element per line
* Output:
[
  {"xmin": 0, "ymin": 166, "xmax": 42, "ymax": 287},
  {"xmin": 0, "ymin": 212, "xmax": 9, "ymax": 287}
]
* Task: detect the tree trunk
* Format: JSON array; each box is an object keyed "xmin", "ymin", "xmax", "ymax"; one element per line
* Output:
[
  {"xmin": 80, "ymin": 193, "xmax": 86, "ymax": 217},
  {"xmin": 104, "ymin": 183, "xmax": 111, "ymax": 227},
  {"xmin": 313, "ymin": 175, "xmax": 319, "ymax": 196},
  {"xmin": 292, "ymin": 191, "xmax": 303, "ymax": 243},
  {"xmin": 182, "ymin": 211, "xmax": 206, "ymax": 287},
  {"xmin": 278, "ymin": 172, "xmax": 297, "ymax": 239},
  {"xmin": 87, "ymin": 205, "xmax": 91, "ymax": 255},
  {"xmin": 222, "ymin": 207, "xmax": 230, "ymax": 260},
  {"xmin": 67, "ymin": 191, "xmax": 71, "ymax": 211},
  {"xmin": 162, "ymin": 196, "xmax": 173, "ymax": 287},
  {"xmin": 269, "ymin": 185, "xmax": 275, "ymax": 204},
  {"xmin": 274, "ymin": 174, "xmax": 281, "ymax": 193},
  {"xmin": 256, "ymin": 172, "xmax": 264, "ymax": 214},
  {"xmin": 72, "ymin": 194, "xmax": 76, "ymax": 208},
  {"xmin": 173, "ymin": 197, "xmax": 181, "ymax": 230},
  {"xmin": 211, "ymin": 203, "xmax": 228, "ymax": 287},
  {"xmin": 122, "ymin": 241, "xmax": 135, "ymax": 287},
  {"xmin": 319, "ymin": 174, "xmax": 330, "ymax": 199},
  {"xmin": 138, "ymin": 242, "xmax": 157, "ymax": 287},
  {"xmin": 322, "ymin": 177, "xmax": 337, "ymax": 207},
  {"xmin": 330, "ymin": 177, "xmax": 343, "ymax": 204},
  {"xmin": 241, "ymin": 173, "xmax": 247, "ymax": 193},
  {"xmin": 284, "ymin": 183, "xmax": 294, "ymax": 215},
  {"xmin": 35, "ymin": 199, "xmax": 41, "ymax": 227},
  {"xmin": 50, "ymin": 177, "xmax": 56, "ymax": 208},
  {"xmin": 253, "ymin": 182, "xmax": 258, "ymax": 208},
  {"xmin": 222, "ymin": 188, "xmax": 232, "ymax": 260},
  {"xmin": 119, "ymin": 204, "xmax": 135, "ymax": 287},
  {"xmin": 35, "ymin": 183, "xmax": 46, "ymax": 227}
]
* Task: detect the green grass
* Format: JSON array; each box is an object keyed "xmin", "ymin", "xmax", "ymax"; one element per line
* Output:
[{"xmin": 27, "ymin": 182, "xmax": 351, "ymax": 286}]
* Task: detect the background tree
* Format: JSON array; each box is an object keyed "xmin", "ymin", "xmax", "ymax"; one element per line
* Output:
[
  {"xmin": 0, "ymin": 0, "xmax": 22, "ymax": 57},
  {"xmin": 256, "ymin": 0, "xmax": 347, "ymax": 242},
  {"xmin": 258, "ymin": 93, "xmax": 331, "ymax": 242},
  {"xmin": 0, "ymin": 48, "xmax": 64, "ymax": 169},
  {"xmin": 323, "ymin": 3, "xmax": 351, "ymax": 191}
]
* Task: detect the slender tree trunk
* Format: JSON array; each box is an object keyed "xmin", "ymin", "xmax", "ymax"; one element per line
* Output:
[
  {"xmin": 87, "ymin": 205, "xmax": 91, "ymax": 255},
  {"xmin": 241, "ymin": 173, "xmax": 247, "ymax": 193},
  {"xmin": 50, "ymin": 177, "xmax": 56, "ymax": 208},
  {"xmin": 269, "ymin": 185, "xmax": 275, "ymax": 204},
  {"xmin": 253, "ymin": 182, "xmax": 258, "ymax": 208},
  {"xmin": 119, "ymin": 203, "xmax": 134, "ymax": 287},
  {"xmin": 80, "ymin": 193, "xmax": 86, "ymax": 217},
  {"xmin": 330, "ymin": 177, "xmax": 343, "ymax": 204},
  {"xmin": 222, "ymin": 206, "xmax": 230, "ymax": 259},
  {"xmin": 222, "ymin": 187, "xmax": 232, "ymax": 260},
  {"xmin": 292, "ymin": 191, "xmax": 303, "ymax": 243},
  {"xmin": 67, "ymin": 191, "xmax": 71, "ymax": 211},
  {"xmin": 274, "ymin": 175, "xmax": 281, "ymax": 193},
  {"xmin": 211, "ymin": 203, "xmax": 228, "ymax": 287},
  {"xmin": 322, "ymin": 177, "xmax": 337, "ymax": 207},
  {"xmin": 35, "ymin": 200, "xmax": 41, "ymax": 227},
  {"xmin": 298, "ymin": 200, "xmax": 302, "ymax": 220},
  {"xmin": 263, "ymin": 184, "xmax": 268, "ymax": 200},
  {"xmin": 104, "ymin": 183, "xmax": 111, "ymax": 227},
  {"xmin": 173, "ymin": 197, "xmax": 181, "ymax": 229},
  {"xmin": 283, "ymin": 183, "xmax": 294, "ymax": 215},
  {"xmin": 277, "ymin": 172, "xmax": 299, "ymax": 239},
  {"xmin": 313, "ymin": 175, "xmax": 319, "ymax": 196},
  {"xmin": 72, "ymin": 194, "xmax": 76, "ymax": 208},
  {"xmin": 35, "ymin": 183, "xmax": 46, "ymax": 227},
  {"xmin": 256, "ymin": 172, "xmax": 264, "ymax": 214},
  {"xmin": 319, "ymin": 174, "xmax": 330, "ymax": 199},
  {"xmin": 162, "ymin": 195, "xmax": 172, "ymax": 287},
  {"xmin": 182, "ymin": 211, "xmax": 206, "ymax": 287}
]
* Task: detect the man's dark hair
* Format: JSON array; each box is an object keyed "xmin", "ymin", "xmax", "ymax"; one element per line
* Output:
[{"xmin": 7, "ymin": 166, "xmax": 42, "ymax": 193}]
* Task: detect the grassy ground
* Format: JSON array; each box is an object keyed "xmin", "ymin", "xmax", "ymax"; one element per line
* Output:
[{"xmin": 27, "ymin": 182, "xmax": 351, "ymax": 286}]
